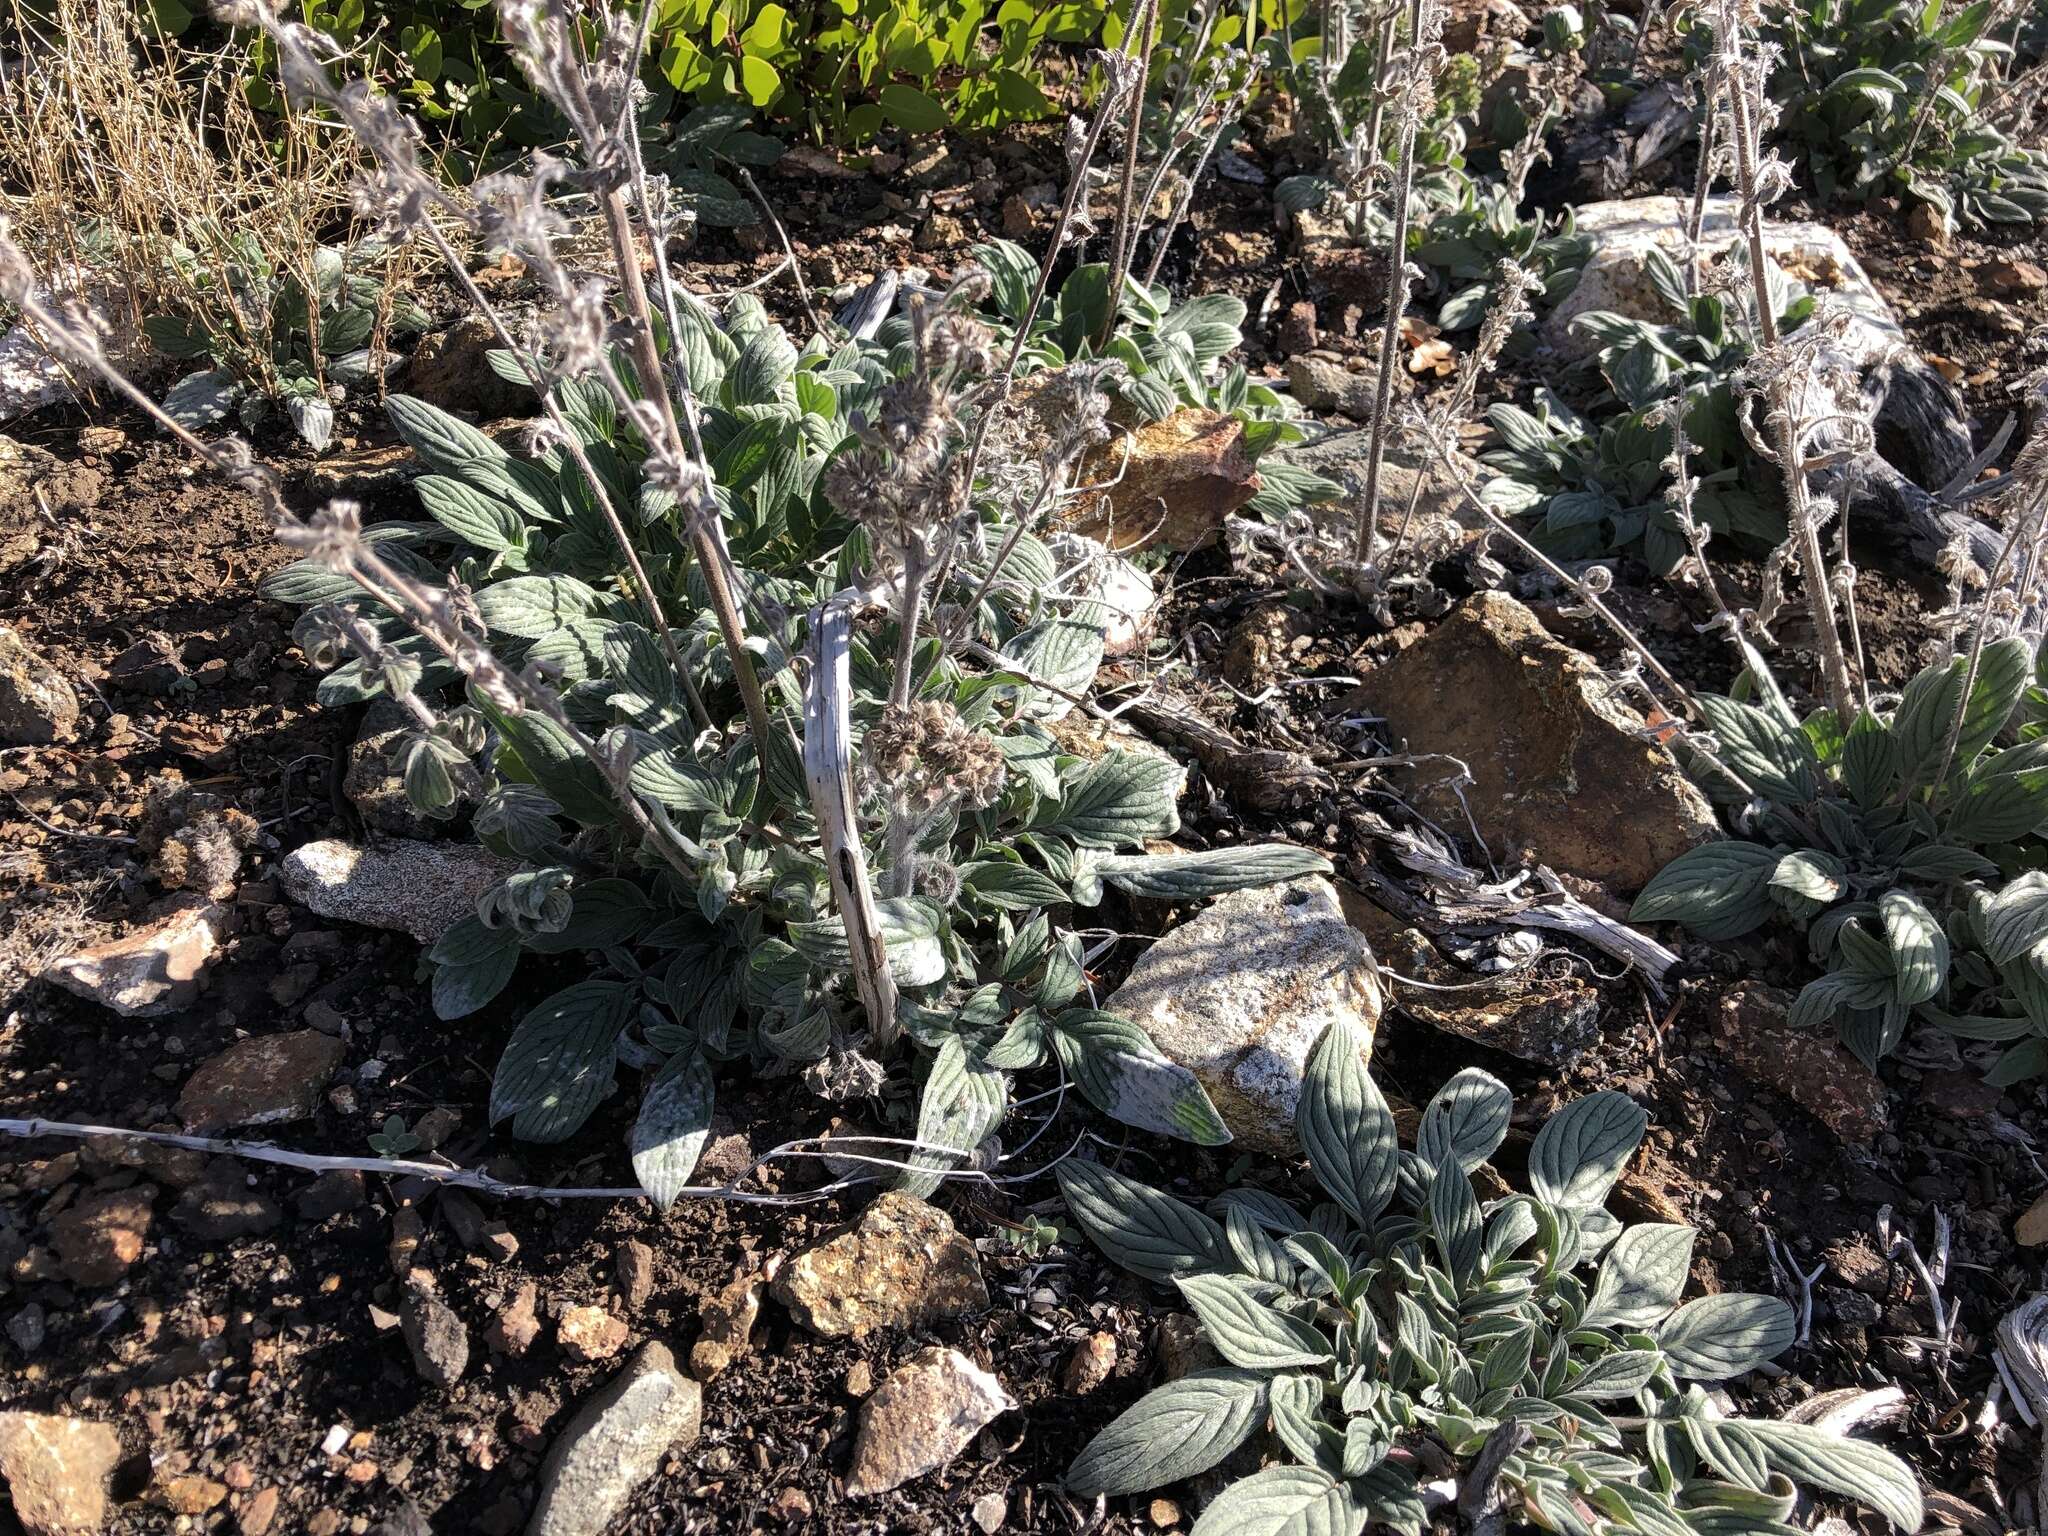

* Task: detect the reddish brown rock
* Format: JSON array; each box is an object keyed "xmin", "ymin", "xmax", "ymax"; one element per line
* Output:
[
  {"xmin": 1350, "ymin": 592, "xmax": 1720, "ymax": 893},
  {"xmin": 0, "ymin": 1411, "xmax": 122, "ymax": 1534},
  {"xmin": 177, "ymin": 1030, "xmax": 345, "ymax": 1133},
  {"xmin": 40, "ymin": 896, "xmax": 226, "ymax": 1017},
  {"xmin": 1063, "ymin": 1332, "xmax": 1118, "ymax": 1395},
  {"xmin": 49, "ymin": 1186, "xmax": 155, "ymax": 1287},
  {"xmin": 1716, "ymin": 984, "xmax": 1888, "ymax": 1143},
  {"xmin": 486, "ymin": 1281, "xmax": 541, "ymax": 1356}
]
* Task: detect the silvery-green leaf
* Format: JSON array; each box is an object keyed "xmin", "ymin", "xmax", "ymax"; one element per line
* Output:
[
  {"xmin": 1188, "ymin": 1465, "xmax": 1367, "ymax": 1536},
  {"xmin": 428, "ymin": 918, "xmax": 520, "ymax": 1021},
  {"xmin": 474, "ymin": 574, "xmax": 611, "ymax": 639},
  {"xmin": 1655, "ymin": 1293, "xmax": 1794, "ymax": 1380},
  {"xmin": 900, "ymin": 1036, "xmax": 1006, "ymax": 1198},
  {"xmin": 416, "ymin": 474, "xmax": 524, "ymax": 552},
  {"xmin": 997, "ymin": 728, "xmax": 1063, "ymax": 795},
  {"xmin": 1002, "ymin": 614, "xmax": 1107, "ymax": 720},
  {"xmin": 1733, "ymin": 1421, "xmax": 1923, "ymax": 1532},
  {"xmin": 1583, "ymin": 1223, "xmax": 1695, "ymax": 1329},
  {"xmin": 1415, "ymin": 1067, "xmax": 1512, "ymax": 1175},
  {"xmin": 162, "ymin": 368, "xmax": 240, "ymax": 428},
  {"xmin": 1297, "ymin": 1016, "xmax": 1398, "ymax": 1229},
  {"xmin": 1268, "ymin": 1370, "xmax": 1341, "ymax": 1474},
  {"xmin": 1352, "ymin": 1464, "xmax": 1426, "ymax": 1535},
  {"xmin": 1529, "ymin": 1090, "xmax": 1647, "ymax": 1210},
  {"xmin": 1039, "ymin": 750, "xmax": 1184, "ymax": 848},
  {"xmin": 1052, "ymin": 1009, "xmax": 1231, "ymax": 1145},
  {"xmin": 1841, "ymin": 710, "xmax": 1897, "ymax": 806},
  {"xmin": 788, "ymin": 897, "xmax": 947, "ymax": 986},
  {"xmin": 1097, "ymin": 844, "xmax": 1333, "ymax": 900},
  {"xmin": 959, "ymin": 860, "xmax": 1070, "ymax": 911},
  {"xmin": 287, "ymin": 392, "xmax": 336, "ymax": 452},
  {"xmin": 1878, "ymin": 888, "xmax": 1947, "ymax": 1006},
  {"xmin": 1565, "ymin": 1348, "xmax": 1661, "ymax": 1399},
  {"xmin": 489, "ymin": 980, "xmax": 634, "ymax": 1142},
  {"xmin": 1175, "ymin": 1272, "xmax": 1334, "ymax": 1369},
  {"xmin": 1628, "ymin": 842, "xmax": 1780, "ymax": 940},
  {"xmin": 629, "ymin": 1049, "xmax": 714, "ymax": 1209},
  {"xmin": 1695, "ymin": 694, "xmax": 1818, "ymax": 805},
  {"xmin": 1057, "ymin": 1159, "xmax": 1231, "ymax": 1283},
  {"xmin": 387, "ymin": 391, "xmax": 506, "ymax": 478},
  {"xmin": 1770, "ymin": 848, "xmax": 1845, "ymax": 904},
  {"xmin": 1224, "ymin": 1202, "xmax": 1297, "ymax": 1286},
  {"xmin": 726, "ymin": 323, "xmax": 798, "ymax": 406},
  {"xmin": 1066, "ymin": 1369, "xmax": 1268, "ymax": 1496},
  {"xmin": 1429, "ymin": 1163, "xmax": 1483, "ymax": 1281},
  {"xmin": 1981, "ymin": 871, "xmax": 2048, "ymax": 964}
]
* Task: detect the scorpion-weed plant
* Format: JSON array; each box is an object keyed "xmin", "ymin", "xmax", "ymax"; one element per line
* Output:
[
  {"xmin": 1058, "ymin": 1021, "xmax": 1924, "ymax": 1536},
  {"xmin": 2, "ymin": 0, "xmax": 1332, "ymax": 1205}
]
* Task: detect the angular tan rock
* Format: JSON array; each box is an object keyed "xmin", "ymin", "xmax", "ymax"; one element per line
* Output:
[
  {"xmin": 177, "ymin": 1030, "xmax": 346, "ymax": 1133},
  {"xmin": 40, "ymin": 897, "xmax": 227, "ymax": 1018},
  {"xmin": 1104, "ymin": 877, "xmax": 1382, "ymax": 1155},
  {"xmin": 1716, "ymin": 983, "xmax": 1888, "ymax": 1144},
  {"xmin": 279, "ymin": 838, "xmax": 515, "ymax": 944},
  {"xmin": 1064, "ymin": 407, "xmax": 1259, "ymax": 553},
  {"xmin": 2018, "ymin": 1191, "xmax": 2048, "ymax": 1247},
  {"xmin": 0, "ymin": 1411, "xmax": 122, "ymax": 1535},
  {"xmin": 772, "ymin": 1191, "xmax": 988, "ymax": 1339},
  {"xmin": 1351, "ymin": 592, "xmax": 1719, "ymax": 893},
  {"xmin": 690, "ymin": 1266, "xmax": 769, "ymax": 1380},
  {"xmin": 844, "ymin": 1347, "xmax": 1013, "ymax": 1497}
]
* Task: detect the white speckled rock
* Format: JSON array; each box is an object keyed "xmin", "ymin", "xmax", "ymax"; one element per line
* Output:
[
  {"xmin": 845, "ymin": 1347, "xmax": 1014, "ymax": 1497},
  {"xmin": 527, "ymin": 1343, "xmax": 701, "ymax": 1536},
  {"xmin": 1104, "ymin": 877, "xmax": 1382, "ymax": 1155},
  {"xmin": 279, "ymin": 838, "xmax": 516, "ymax": 944},
  {"xmin": 40, "ymin": 896, "xmax": 227, "ymax": 1017},
  {"xmin": 1545, "ymin": 195, "xmax": 1902, "ymax": 364}
]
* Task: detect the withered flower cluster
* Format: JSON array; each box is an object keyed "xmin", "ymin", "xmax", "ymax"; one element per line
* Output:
[{"xmin": 862, "ymin": 700, "xmax": 1007, "ymax": 815}]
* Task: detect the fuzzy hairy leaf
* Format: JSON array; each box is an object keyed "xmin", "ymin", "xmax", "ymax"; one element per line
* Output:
[
  {"xmin": 489, "ymin": 981, "xmax": 634, "ymax": 1143},
  {"xmin": 1415, "ymin": 1067, "xmax": 1513, "ymax": 1175},
  {"xmin": 1175, "ymin": 1272, "xmax": 1335, "ymax": 1369},
  {"xmin": 1002, "ymin": 614, "xmax": 1107, "ymax": 719},
  {"xmin": 1628, "ymin": 842, "xmax": 1780, "ymax": 940},
  {"xmin": 900, "ymin": 1036, "xmax": 1006, "ymax": 1198},
  {"xmin": 1297, "ymin": 1016, "xmax": 1399, "ymax": 1229},
  {"xmin": 1043, "ymin": 751, "xmax": 1184, "ymax": 849},
  {"xmin": 1097, "ymin": 844, "xmax": 1333, "ymax": 900},
  {"xmin": 1878, "ymin": 889, "xmax": 1948, "ymax": 1006},
  {"xmin": 1057, "ymin": 1159, "xmax": 1231, "ymax": 1283},
  {"xmin": 1655, "ymin": 1293, "xmax": 1794, "ymax": 1380},
  {"xmin": 1583, "ymin": 1223, "xmax": 1695, "ymax": 1330},
  {"xmin": 1735, "ymin": 1421, "xmax": 1924, "ymax": 1532},
  {"xmin": 1982, "ymin": 871, "xmax": 2048, "ymax": 965},
  {"xmin": 1529, "ymin": 1091, "xmax": 1646, "ymax": 1210},
  {"xmin": 1066, "ymin": 1369, "xmax": 1269, "ymax": 1495},
  {"xmin": 1053, "ymin": 1010, "xmax": 1231, "ymax": 1145},
  {"xmin": 1567, "ymin": 1348, "xmax": 1662, "ymax": 1399},
  {"xmin": 629, "ymin": 1049, "xmax": 715, "ymax": 1210},
  {"xmin": 1696, "ymin": 694, "xmax": 1818, "ymax": 805},
  {"xmin": 1188, "ymin": 1466, "xmax": 1367, "ymax": 1536}
]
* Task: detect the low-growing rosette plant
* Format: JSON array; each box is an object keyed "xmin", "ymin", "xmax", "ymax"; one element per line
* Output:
[
  {"xmin": 1057, "ymin": 1021, "xmax": 1924, "ymax": 1536},
  {"xmin": 1632, "ymin": 636, "xmax": 2048, "ymax": 1082}
]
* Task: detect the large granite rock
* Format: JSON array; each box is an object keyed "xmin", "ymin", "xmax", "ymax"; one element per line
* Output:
[{"xmin": 1105, "ymin": 877, "xmax": 1383, "ymax": 1155}]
